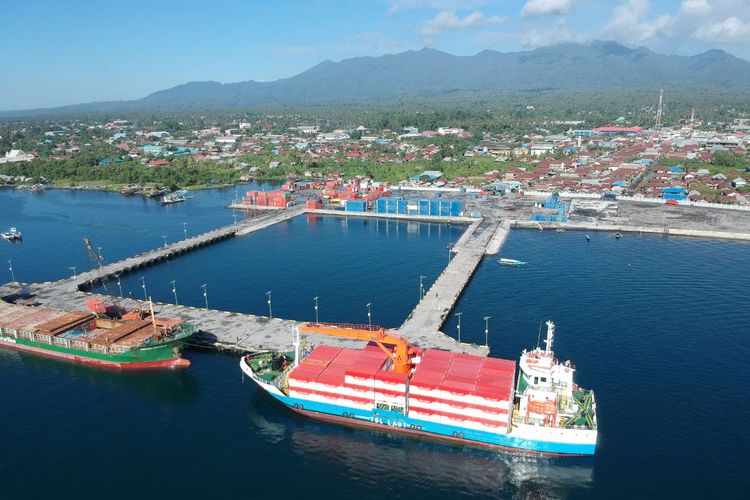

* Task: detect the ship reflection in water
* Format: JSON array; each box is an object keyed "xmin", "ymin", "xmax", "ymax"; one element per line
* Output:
[{"xmin": 245, "ymin": 395, "xmax": 593, "ymax": 499}]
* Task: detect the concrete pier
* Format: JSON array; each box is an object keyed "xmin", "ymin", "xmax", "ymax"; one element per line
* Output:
[
  {"xmin": 397, "ymin": 219, "xmax": 501, "ymax": 349},
  {"xmin": 1, "ymin": 207, "xmax": 507, "ymax": 357}
]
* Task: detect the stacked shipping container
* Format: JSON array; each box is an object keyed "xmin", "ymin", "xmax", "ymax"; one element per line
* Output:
[
  {"xmin": 408, "ymin": 350, "xmax": 515, "ymax": 433},
  {"xmin": 374, "ymin": 198, "xmax": 462, "ymax": 216},
  {"xmin": 243, "ymin": 190, "xmax": 294, "ymax": 208},
  {"xmin": 288, "ymin": 345, "xmax": 389, "ymax": 410}
]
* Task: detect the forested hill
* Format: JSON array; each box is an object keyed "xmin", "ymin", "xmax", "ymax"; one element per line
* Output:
[{"xmin": 6, "ymin": 41, "xmax": 750, "ymax": 115}]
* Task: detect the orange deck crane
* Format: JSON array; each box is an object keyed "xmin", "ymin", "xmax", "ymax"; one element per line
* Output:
[{"xmin": 299, "ymin": 322, "xmax": 414, "ymax": 375}]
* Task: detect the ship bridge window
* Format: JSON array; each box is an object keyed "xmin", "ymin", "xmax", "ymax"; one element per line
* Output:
[
  {"xmin": 541, "ymin": 377, "xmax": 547, "ymax": 383},
  {"xmin": 534, "ymin": 376, "xmax": 539, "ymax": 384}
]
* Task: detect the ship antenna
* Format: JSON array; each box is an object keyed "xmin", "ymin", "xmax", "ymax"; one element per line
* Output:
[{"xmin": 536, "ymin": 320, "xmax": 543, "ymax": 349}]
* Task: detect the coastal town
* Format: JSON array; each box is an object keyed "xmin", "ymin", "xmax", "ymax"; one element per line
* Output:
[{"xmin": 1, "ymin": 112, "xmax": 749, "ymax": 206}]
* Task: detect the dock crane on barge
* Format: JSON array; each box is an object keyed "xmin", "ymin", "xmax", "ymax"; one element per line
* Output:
[{"xmin": 299, "ymin": 322, "xmax": 416, "ymax": 375}]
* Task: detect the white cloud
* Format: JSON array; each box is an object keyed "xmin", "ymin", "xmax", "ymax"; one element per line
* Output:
[
  {"xmin": 387, "ymin": 1, "xmax": 492, "ymax": 16},
  {"xmin": 420, "ymin": 10, "xmax": 508, "ymax": 43},
  {"xmin": 680, "ymin": 0, "xmax": 711, "ymax": 16},
  {"xmin": 521, "ymin": 19, "xmax": 576, "ymax": 47},
  {"xmin": 521, "ymin": 0, "xmax": 574, "ymax": 18},
  {"xmin": 694, "ymin": 16, "xmax": 750, "ymax": 43},
  {"xmin": 604, "ymin": 0, "xmax": 673, "ymax": 44}
]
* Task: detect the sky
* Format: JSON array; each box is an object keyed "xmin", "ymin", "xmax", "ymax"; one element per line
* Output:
[{"xmin": 2, "ymin": 0, "xmax": 750, "ymax": 110}]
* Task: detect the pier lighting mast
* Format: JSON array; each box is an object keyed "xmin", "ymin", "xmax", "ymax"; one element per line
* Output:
[
  {"xmin": 8, "ymin": 260, "xmax": 15, "ymax": 283},
  {"xmin": 266, "ymin": 291, "xmax": 272, "ymax": 318},
  {"xmin": 455, "ymin": 312, "xmax": 463, "ymax": 343},
  {"xmin": 139, "ymin": 277, "xmax": 148, "ymax": 301},
  {"xmin": 366, "ymin": 303, "xmax": 372, "ymax": 326},
  {"xmin": 202, "ymin": 284, "xmax": 208, "ymax": 309},
  {"xmin": 313, "ymin": 296, "xmax": 319, "ymax": 323},
  {"xmin": 484, "ymin": 316, "xmax": 491, "ymax": 347},
  {"xmin": 171, "ymin": 280, "xmax": 178, "ymax": 306},
  {"xmin": 419, "ymin": 275, "xmax": 426, "ymax": 299}
]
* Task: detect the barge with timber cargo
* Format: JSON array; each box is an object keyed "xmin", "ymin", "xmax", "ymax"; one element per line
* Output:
[{"xmin": 0, "ymin": 300, "xmax": 195, "ymax": 369}]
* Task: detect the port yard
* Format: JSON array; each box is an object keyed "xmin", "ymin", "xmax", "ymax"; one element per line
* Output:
[
  {"xmin": 0, "ymin": 202, "xmax": 500, "ymax": 356},
  {"xmin": 4, "ymin": 186, "xmax": 750, "ymax": 360}
]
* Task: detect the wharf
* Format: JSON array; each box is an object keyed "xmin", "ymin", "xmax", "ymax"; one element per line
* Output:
[
  {"xmin": 1, "ymin": 207, "xmax": 507, "ymax": 357},
  {"xmin": 397, "ymin": 218, "xmax": 501, "ymax": 350},
  {"xmin": 511, "ymin": 220, "xmax": 750, "ymax": 241}
]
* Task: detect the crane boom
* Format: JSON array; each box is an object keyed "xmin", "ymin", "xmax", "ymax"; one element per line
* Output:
[{"xmin": 299, "ymin": 322, "xmax": 412, "ymax": 374}]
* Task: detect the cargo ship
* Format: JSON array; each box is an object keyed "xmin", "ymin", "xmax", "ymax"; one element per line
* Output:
[
  {"xmin": 0, "ymin": 301, "xmax": 195, "ymax": 369},
  {"xmin": 240, "ymin": 321, "xmax": 597, "ymax": 456}
]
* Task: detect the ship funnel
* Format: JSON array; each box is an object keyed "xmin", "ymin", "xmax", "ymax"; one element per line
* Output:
[{"xmin": 544, "ymin": 320, "xmax": 555, "ymax": 353}]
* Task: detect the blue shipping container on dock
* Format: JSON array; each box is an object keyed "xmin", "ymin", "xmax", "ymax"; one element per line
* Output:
[
  {"xmin": 345, "ymin": 200, "xmax": 367, "ymax": 212},
  {"xmin": 415, "ymin": 199, "xmax": 463, "ymax": 216}
]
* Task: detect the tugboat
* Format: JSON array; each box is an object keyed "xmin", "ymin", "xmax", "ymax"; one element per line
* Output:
[{"xmin": 2, "ymin": 227, "xmax": 22, "ymax": 241}]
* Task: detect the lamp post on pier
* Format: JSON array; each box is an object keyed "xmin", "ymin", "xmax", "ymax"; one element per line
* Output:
[
  {"xmin": 419, "ymin": 275, "xmax": 426, "ymax": 299},
  {"xmin": 202, "ymin": 284, "xmax": 208, "ymax": 309},
  {"xmin": 183, "ymin": 222, "xmax": 187, "ymax": 240},
  {"xmin": 162, "ymin": 235, "xmax": 167, "ymax": 248},
  {"xmin": 313, "ymin": 296, "xmax": 319, "ymax": 323},
  {"xmin": 171, "ymin": 280, "xmax": 178, "ymax": 306},
  {"xmin": 115, "ymin": 274, "xmax": 123, "ymax": 298},
  {"xmin": 139, "ymin": 276, "xmax": 148, "ymax": 301},
  {"xmin": 69, "ymin": 266, "xmax": 77, "ymax": 278},
  {"xmin": 366, "ymin": 303, "xmax": 372, "ymax": 327},
  {"xmin": 455, "ymin": 312, "xmax": 463, "ymax": 343},
  {"xmin": 484, "ymin": 316, "xmax": 491, "ymax": 347},
  {"xmin": 8, "ymin": 260, "xmax": 15, "ymax": 283},
  {"xmin": 266, "ymin": 291, "xmax": 273, "ymax": 318}
]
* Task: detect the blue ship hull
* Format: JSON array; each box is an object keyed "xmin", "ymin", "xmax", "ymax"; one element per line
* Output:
[{"xmin": 268, "ymin": 391, "xmax": 596, "ymax": 456}]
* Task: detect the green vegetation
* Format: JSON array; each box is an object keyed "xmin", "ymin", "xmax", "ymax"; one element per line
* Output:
[{"xmin": 0, "ymin": 149, "xmax": 244, "ymax": 189}]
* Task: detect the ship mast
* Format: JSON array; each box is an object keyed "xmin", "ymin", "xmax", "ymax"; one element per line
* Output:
[{"xmin": 544, "ymin": 320, "xmax": 555, "ymax": 353}]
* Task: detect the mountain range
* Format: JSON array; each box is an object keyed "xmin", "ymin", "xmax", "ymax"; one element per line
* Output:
[{"xmin": 6, "ymin": 41, "xmax": 750, "ymax": 116}]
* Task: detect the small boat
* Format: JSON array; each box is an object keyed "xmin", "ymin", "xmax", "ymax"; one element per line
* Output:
[
  {"xmin": 615, "ymin": 232, "xmax": 622, "ymax": 239},
  {"xmin": 585, "ymin": 235, "xmax": 590, "ymax": 242},
  {"xmin": 2, "ymin": 227, "xmax": 22, "ymax": 241},
  {"xmin": 499, "ymin": 258, "xmax": 526, "ymax": 267},
  {"xmin": 160, "ymin": 190, "xmax": 188, "ymax": 205}
]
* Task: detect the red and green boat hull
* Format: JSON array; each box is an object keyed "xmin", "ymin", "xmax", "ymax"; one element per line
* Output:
[{"xmin": 0, "ymin": 336, "xmax": 190, "ymax": 369}]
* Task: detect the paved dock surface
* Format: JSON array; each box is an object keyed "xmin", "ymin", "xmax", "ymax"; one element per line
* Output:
[
  {"xmin": 397, "ymin": 218, "xmax": 501, "ymax": 350},
  {"xmin": 1, "ymin": 207, "xmax": 499, "ymax": 356}
]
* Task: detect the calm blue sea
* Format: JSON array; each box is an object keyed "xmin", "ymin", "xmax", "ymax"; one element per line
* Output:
[{"xmin": 1, "ymin": 188, "xmax": 748, "ymax": 499}]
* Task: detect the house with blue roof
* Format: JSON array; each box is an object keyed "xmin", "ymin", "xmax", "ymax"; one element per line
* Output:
[{"xmin": 662, "ymin": 186, "xmax": 688, "ymax": 200}]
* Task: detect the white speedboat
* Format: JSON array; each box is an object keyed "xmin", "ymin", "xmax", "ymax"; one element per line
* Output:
[{"xmin": 499, "ymin": 258, "xmax": 526, "ymax": 267}]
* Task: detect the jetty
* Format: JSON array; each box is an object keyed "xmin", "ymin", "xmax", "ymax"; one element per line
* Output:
[
  {"xmin": 1, "ymin": 206, "xmax": 512, "ymax": 357},
  {"xmin": 397, "ymin": 219, "xmax": 504, "ymax": 345}
]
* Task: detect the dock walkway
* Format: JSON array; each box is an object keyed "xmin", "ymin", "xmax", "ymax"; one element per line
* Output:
[
  {"xmin": 1, "ymin": 207, "xmax": 498, "ymax": 356},
  {"xmin": 397, "ymin": 219, "xmax": 502, "ymax": 349}
]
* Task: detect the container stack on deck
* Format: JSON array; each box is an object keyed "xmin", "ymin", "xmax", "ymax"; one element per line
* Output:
[
  {"xmin": 287, "ymin": 345, "xmax": 390, "ymax": 410},
  {"xmin": 408, "ymin": 350, "xmax": 515, "ymax": 432}
]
